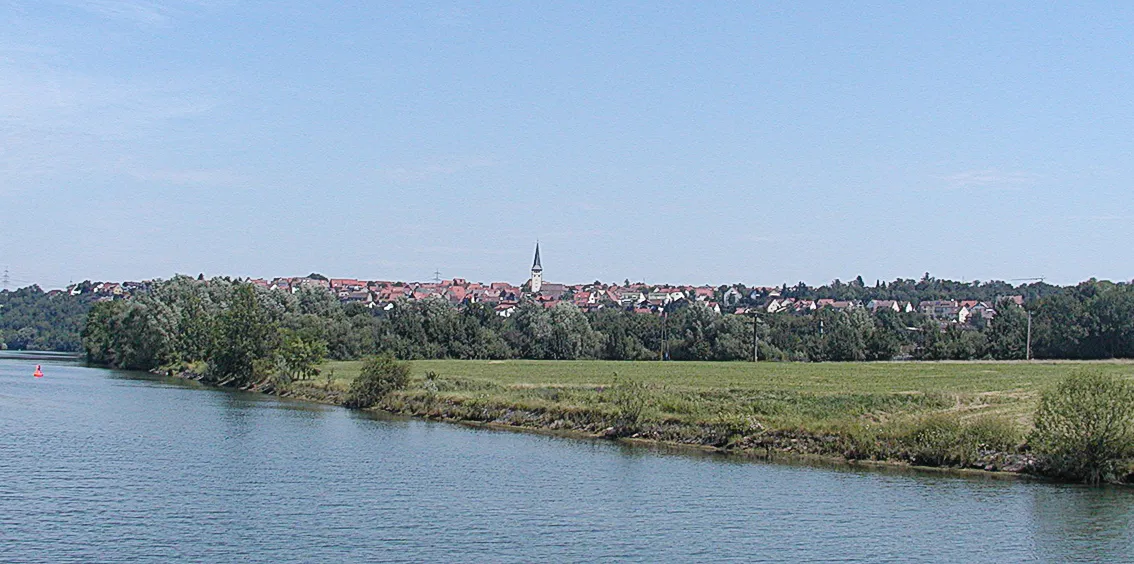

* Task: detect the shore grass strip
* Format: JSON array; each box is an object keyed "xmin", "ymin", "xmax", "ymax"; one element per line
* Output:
[{"xmin": 285, "ymin": 360, "xmax": 1134, "ymax": 476}]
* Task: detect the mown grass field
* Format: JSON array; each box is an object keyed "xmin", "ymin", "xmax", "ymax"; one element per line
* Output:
[{"xmin": 315, "ymin": 359, "xmax": 1134, "ymax": 433}]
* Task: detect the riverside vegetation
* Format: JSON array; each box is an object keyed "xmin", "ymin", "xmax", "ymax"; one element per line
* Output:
[
  {"xmin": 76, "ymin": 277, "xmax": 1134, "ymax": 483},
  {"xmin": 299, "ymin": 359, "xmax": 1134, "ymax": 484},
  {"xmin": 0, "ymin": 285, "xmax": 93, "ymax": 351}
]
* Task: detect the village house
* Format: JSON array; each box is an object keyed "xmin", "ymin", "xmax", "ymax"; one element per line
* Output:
[
  {"xmin": 330, "ymin": 279, "xmax": 365, "ymax": 292},
  {"xmin": 109, "ymin": 244, "xmax": 1033, "ymax": 328},
  {"xmin": 765, "ymin": 298, "xmax": 791, "ymax": 313},
  {"xmin": 969, "ymin": 301, "xmax": 997, "ymax": 322},
  {"xmin": 342, "ymin": 290, "xmax": 372, "ymax": 304},
  {"xmin": 295, "ymin": 277, "xmax": 330, "ymax": 290},
  {"xmin": 919, "ymin": 300, "xmax": 972, "ymax": 324},
  {"xmin": 604, "ymin": 287, "xmax": 622, "ymax": 304},
  {"xmin": 867, "ymin": 299, "xmax": 900, "ymax": 313},
  {"xmin": 865, "ymin": 300, "xmax": 914, "ymax": 313},
  {"xmin": 444, "ymin": 286, "xmax": 467, "ymax": 304},
  {"xmin": 722, "ymin": 287, "xmax": 743, "ymax": 306},
  {"xmin": 617, "ymin": 289, "xmax": 646, "ymax": 307},
  {"xmin": 765, "ymin": 298, "xmax": 823, "ymax": 314},
  {"xmin": 647, "ymin": 288, "xmax": 685, "ymax": 306},
  {"xmin": 537, "ymin": 283, "xmax": 567, "ymax": 300},
  {"xmin": 999, "ymin": 295, "xmax": 1025, "ymax": 307}
]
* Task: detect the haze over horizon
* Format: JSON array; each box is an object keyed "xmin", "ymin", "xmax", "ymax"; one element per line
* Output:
[{"xmin": 3, "ymin": 2, "xmax": 1133, "ymax": 290}]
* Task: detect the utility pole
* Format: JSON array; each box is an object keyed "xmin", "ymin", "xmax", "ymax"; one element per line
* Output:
[
  {"xmin": 748, "ymin": 311, "xmax": 760, "ymax": 362},
  {"xmin": 1009, "ymin": 277, "xmax": 1042, "ymax": 361},
  {"xmin": 661, "ymin": 308, "xmax": 669, "ymax": 361},
  {"xmin": 1026, "ymin": 310, "xmax": 1032, "ymax": 361},
  {"xmin": 754, "ymin": 316, "xmax": 759, "ymax": 362}
]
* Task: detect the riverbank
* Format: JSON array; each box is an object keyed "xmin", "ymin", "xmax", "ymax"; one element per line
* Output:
[
  {"xmin": 251, "ymin": 359, "xmax": 1130, "ymax": 480},
  {"xmin": 161, "ymin": 359, "xmax": 1134, "ymax": 480}
]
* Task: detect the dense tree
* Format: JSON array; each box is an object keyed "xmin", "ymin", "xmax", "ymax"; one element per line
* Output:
[
  {"xmin": 81, "ymin": 300, "xmax": 125, "ymax": 365},
  {"xmin": 206, "ymin": 284, "xmax": 279, "ymax": 385},
  {"xmin": 709, "ymin": 314, "xmax": 754, "ymax": 361},
  {"xmin": 277, "ymin": 330, "xmax": 328, "ymax": 382},
  {"xmin": 546, "ymin": 303, "xmax": 601, "ymax": 360},
  {"xmin": 1, "ymin": 286, "xmax": 93, "ymax": 351},
  {"xmin": 983, "ymin": 298, "xmax": 1028, "ymax": 359},
  {"xmin": 589, "ymin": 308, "xmax": 662, "ymax": 360},
  {"xmin": 505, "ymin": 302, "xmax": 600, "ymax": 360},
  {"xmin": 817, "ymin": 309, "xmax": 870, "ymax": 361},
  {"xmin": 75, "ymin": 276, "xmax": 1134, "ymax": 375},
  {"xmin": 1032, "ymin": 293, "xmax": 1089, "ymax": 359},
  {"xmin": 668, "ymin": 303, "xmax": 716, "ymax": 360},
  {"xmin": 108, "ymin": 299, "xmax": 177, "ymax": 370},
  {"xmin": 1030, "ymin": 281, "xmax": 1134, "ymax": 360},
  {"xmin": 864, "ymin": 309, "xmax": 903, "ymax": 361}
]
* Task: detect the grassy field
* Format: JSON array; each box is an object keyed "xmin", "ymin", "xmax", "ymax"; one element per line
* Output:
[
  {"xmin": 290, "ymin": 359, "xmax": 1134, "ymax": 476},
  {"xmin": 314, "ymin": 359, "xmax": 1134, "ymax": 430}
]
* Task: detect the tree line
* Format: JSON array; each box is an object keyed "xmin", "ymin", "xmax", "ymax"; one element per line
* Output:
[
  {"xmin": 0, "ymin": 286, "xmax": 91, "ymax": 351},
  {"xmin": 75, "ymin": 276, "xmax": 1134, "ymax": 379},
  {"xmin": 755, "ymin": 273, "xmax": 1063, "ymax": 304}
]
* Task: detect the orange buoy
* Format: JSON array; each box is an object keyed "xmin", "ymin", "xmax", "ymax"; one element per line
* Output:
[{"xmin": 33, "ymin": 364, "xmax": 43, "ymax": 378}]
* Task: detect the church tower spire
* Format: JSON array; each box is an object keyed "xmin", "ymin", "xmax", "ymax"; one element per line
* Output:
[{"xmin": 530, "ymin": 242, "xmax": 543, "ymax": 294}]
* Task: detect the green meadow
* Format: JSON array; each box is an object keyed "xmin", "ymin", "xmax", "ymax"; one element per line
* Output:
[{"xmin": 313, "ymin": 359, "xmax": 1134, "ymax": 434}]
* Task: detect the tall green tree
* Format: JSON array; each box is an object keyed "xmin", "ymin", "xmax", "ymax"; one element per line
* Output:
[
  {"xmin": 983, "ymin": 300, "xmax": 1028, "ymax": 359},
  {"xmin": 206, "ymin": 284, "xmax": 279, "ymax": 385}
]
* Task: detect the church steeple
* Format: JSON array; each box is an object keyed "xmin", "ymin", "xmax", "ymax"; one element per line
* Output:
[{"xmin": 530, "ymin": 242, "xmax": 543, "ymax": 293}]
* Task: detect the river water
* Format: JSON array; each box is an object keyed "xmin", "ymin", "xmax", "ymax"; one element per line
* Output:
[{"xmin": 1, "ymin": 353, "xmax": 1131, "ymax": 563}]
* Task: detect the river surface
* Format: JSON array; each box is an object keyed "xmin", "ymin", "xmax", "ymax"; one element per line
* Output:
[{"xmin": 1, "ymin": 352, "xmax": 1131, "ymax": 562}]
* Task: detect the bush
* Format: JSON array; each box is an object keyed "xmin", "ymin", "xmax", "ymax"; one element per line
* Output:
[
  {"xmin": 901, "ymin": 413, "xmax": 966, "ymax": 466},
  {"xmin": 608, "ymin": 372, "xmax": 650, "ymax": 428},
  {"xmin": 878, "ymin": 413, "xmax": 1020, "ymax": 467},
  {"xmin": 344, "ymin": 355, "xmax": 411, "ymax": 409},
  {"xmin": 963, "ymin": 415, "xmax": 1020, "ymax": 454},
  {"xmin": 1030, "ymin": 371, "xmax": 1134, "ymax": 484}
]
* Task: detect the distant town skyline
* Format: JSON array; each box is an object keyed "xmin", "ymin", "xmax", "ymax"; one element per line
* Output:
[
  {"xmin": 0, "ymin": 242, "xmax": 1105, "ymax": 293},
  {"xmin": 0, "ymin": 234, "xmax": 1123, "ymax": 292},
  {"xmin": 3, "ymin": 3, "xmax": 1133, "ymax": 289}
]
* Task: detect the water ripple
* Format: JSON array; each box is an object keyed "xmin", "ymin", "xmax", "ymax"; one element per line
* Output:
[{"xmin": 1, "ymin": 359, "xmax": 1131, "ymax": 563}]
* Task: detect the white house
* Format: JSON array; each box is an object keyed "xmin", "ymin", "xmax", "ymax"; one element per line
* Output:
[{"xmin": 722, "ymin": 287, "xmax": 743, "ymax": 306}]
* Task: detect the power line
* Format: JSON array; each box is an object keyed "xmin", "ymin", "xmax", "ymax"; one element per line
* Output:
[{"xmin": 0, "ymin": 267, "xmax": 58, "ymax": 289}]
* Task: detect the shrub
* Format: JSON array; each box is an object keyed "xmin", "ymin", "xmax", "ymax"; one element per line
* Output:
[
  {"xmin": 608, "ymin": 372, "xmax": 650, "ymax": 427},
  {"xmin": 344, "ymin": 355, "xmax": 411, "ymax": 409},
  {"xmin": 963, "ymin": 415, "xmax": 1020, "ymax": 454},
  {"xmin": 1030, "ymin": 371, "xmax": 1134, "ymax": 484},
  {"xmin": 901, "ymin": 413, "xmax": 966, "ymax": 466},
  {"xmin": 842, "ymin": 423, "xmax": 883, "ymax": 460},
  {"xmin": 889, "ymin": 413, "xmax": 1020, "ymax": 467}
]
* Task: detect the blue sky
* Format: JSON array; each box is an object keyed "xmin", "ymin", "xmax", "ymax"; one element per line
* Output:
[{"xmin": 2, "ymin": 2, "xmax": 1132, "ymax": 289}]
